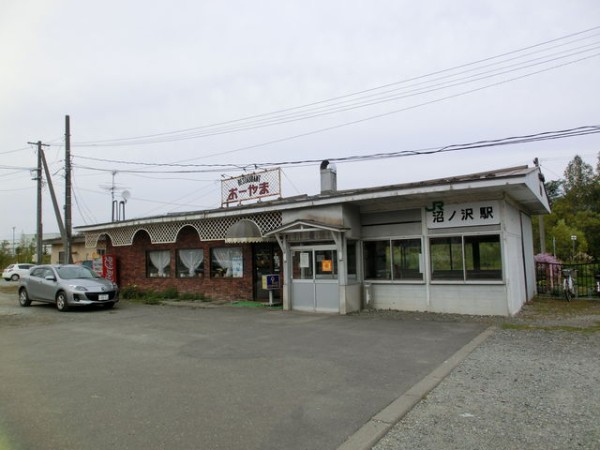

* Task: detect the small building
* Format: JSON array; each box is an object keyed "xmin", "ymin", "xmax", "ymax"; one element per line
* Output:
[
  {"xmin": 76, "ymin": 163, "xmax": 550, "ymax": 316},
  {"xmin": 43, "ymin": 234, "xmax": 106, "ymax": 265}
]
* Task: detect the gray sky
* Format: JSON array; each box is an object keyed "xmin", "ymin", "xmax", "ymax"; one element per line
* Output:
[{"xmin": 1, "ymin": 0, "xmax": 599, "ymax": 243}]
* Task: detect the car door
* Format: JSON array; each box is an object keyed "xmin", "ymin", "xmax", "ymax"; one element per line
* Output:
[
  {"xmin": 36, "ymin": 267, "xmax": 58, "ymax": 302},
  {"xmin": 28, "ymin": 267, "xmax": 56, "ymax": 302},
  {"xmin": 26, "ymin": 267, "xmax": 47, "ymax": 300}
]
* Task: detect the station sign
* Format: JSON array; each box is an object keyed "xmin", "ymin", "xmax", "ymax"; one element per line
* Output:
[{"xmin": 425, "ymin": 200, "xmax": 500, "ymax": 229}]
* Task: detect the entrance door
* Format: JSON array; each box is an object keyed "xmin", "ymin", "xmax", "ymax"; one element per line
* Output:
[
  {"xmin": 290, "ymin": 246, "xmax": 339, "ymax": 313},
  {"xmin": 253, "ymin": 244, "xmax": 281, "ymax": 301}
]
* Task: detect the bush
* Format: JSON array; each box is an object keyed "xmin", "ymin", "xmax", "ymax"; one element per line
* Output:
[{"xmin": 120, "ymin": 284, "xmax": 145, "ymax": 299}]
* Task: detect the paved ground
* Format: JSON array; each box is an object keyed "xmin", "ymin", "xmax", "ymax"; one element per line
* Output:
[{"xmin": 0, "ymin": 282, "xmax": 486, "ymax": 450}]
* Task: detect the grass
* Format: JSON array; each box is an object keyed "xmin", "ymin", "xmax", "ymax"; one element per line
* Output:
[
  {"xmin": 502, "ymin": 296, "xmax": 600, "ymax": 333},
  {"xmin": 518, "ymin": 296, "xmax": 600, "ymax": 317},
  {"xmin": 231, "ymin": 300, "xmax": 283, "ymax": 310},
  {"xmin": 501, "ymin": 322, "xmax": 600, "ymax": 333}
]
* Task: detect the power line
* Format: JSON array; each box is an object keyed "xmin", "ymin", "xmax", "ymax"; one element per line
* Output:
[
  {"xmin": 71, "ymin": 124, "xmax": 600, "ymax": 174},
  {"xmin": 65, "ymin": 26, "xmax": 600, "ymax": 148}
]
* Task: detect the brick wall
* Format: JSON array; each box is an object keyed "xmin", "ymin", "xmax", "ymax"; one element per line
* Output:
[{"xmin": 107, "ymin": 226, "xmax": 255, "ymax": 301}]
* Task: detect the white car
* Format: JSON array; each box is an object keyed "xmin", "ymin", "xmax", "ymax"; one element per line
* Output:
[{"xmin": 2, "ymin": 263, "xmax": 34, "ymax": 281}]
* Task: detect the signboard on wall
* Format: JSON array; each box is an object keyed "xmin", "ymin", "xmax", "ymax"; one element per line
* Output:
[
  {"xmin": 221, "ymin": 168, "xmax": 281, "ymax": 206},
  {"xmin": 425, "ymin": 200, "xmax": 500, "ymax": 229}
]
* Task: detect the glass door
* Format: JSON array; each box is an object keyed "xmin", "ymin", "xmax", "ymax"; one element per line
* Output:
[
  {"xmin": 253, "ymin": 244, "xmax": 281, "ymax": 300},
  {"xmin": 291, "ymin": 246, "xmax": 339, "ymax": 312}
]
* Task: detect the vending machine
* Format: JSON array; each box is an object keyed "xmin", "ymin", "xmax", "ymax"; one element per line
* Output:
[{"xmin": 100, "ymin": 254, "xmax": 118, "ymax": 283}]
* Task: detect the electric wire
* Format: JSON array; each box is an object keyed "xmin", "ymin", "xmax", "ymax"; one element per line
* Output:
[
  {"xmin": 70, "ymin": 125, "xmax": 600, "ymax": 174},
  {"xmin": 72, "ymin": 43, "xmax": 600, "ymax": 147},
  {"xmin": 68, "ymin": 25, "xmax": 600, "ymax": 147}
]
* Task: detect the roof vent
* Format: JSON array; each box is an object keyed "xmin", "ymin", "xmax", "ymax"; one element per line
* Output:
[{"xmin": 320, "ymin": 160, "xmax": 337, "ymax": 194}]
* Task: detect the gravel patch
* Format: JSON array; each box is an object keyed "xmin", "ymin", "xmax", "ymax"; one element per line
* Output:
[{"xmin": 373, "ymin": 329, "xmax": 600, "ymax": 450}]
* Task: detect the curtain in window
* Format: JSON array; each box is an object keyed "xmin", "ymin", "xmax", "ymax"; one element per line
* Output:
[
  {"xmin": 179, "ymin": 249, "xmax": 204, "ymax": 276},
  {"xmin": 149, "ymin": 250, "xmax": 170, "ymax": 277},
  {"xmin": 212, "ymin": 248, "xmax": 234, "ymax": 277},
  {"xmin": 212, "ymin": 247, "xmax": 243, "ymax": 277}
]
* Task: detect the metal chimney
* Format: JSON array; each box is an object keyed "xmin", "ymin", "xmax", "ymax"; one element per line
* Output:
[{"xmin": 320, "ymin": 160, "xmax": 337, "ymax": 194}]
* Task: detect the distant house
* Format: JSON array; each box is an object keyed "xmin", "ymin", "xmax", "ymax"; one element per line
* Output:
[
  {"xmin": 75, "ymin": 164, "xmax": 550, "ymax": 316},
  {"xmin": 43, "ymin": 234, "xmax": 106, "ymax": 265}
]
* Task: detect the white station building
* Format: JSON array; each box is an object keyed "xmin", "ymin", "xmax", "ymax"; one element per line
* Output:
[{"xmin": 78, "ymin": 162, "xmax": 550, "ymax": 316}]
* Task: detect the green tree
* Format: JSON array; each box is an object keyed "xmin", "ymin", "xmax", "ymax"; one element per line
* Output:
[
  {"xmin": 563, "ymin": 154, "xmax": 597, "ymax": 214},
  {"xmin": 546, "ymin": 219, "xmax": 588, "ymax": 262},
  {"xmin": 536, "ymin": 153, "xmax": 600, "ymax": 261},
  {"xmin": 0, "ymin": 240, "xmax": 13, "ymax": 269}
]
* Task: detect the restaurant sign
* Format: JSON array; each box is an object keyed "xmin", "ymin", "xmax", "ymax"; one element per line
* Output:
[{"xmin": 221, "ymin": 168, "xmax": 281, "ymax": 206}]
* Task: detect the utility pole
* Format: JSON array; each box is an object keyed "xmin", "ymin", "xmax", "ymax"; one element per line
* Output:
[
  {"xmin": 28, "ymin": 140, "xmax": 49, "ymax": 264},
  {"xmin": 64, "ymin": 115, "xmax": 72, "ymax": 264},
  {"xmin": 40, "ymin": 149, "xmax": 67, "ymax": 245}
]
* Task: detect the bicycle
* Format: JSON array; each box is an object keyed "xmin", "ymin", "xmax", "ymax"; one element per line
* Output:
[{"xmin": 562, "ymin": 268, "xmax": 576, "ymax": 302}]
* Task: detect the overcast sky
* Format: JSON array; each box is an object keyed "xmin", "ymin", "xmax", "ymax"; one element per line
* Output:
[{"xmin": 1, "ymin": 0, "xmax": 599, "ymax": 244}]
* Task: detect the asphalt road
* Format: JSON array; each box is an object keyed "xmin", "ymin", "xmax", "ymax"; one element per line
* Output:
[{"xmin": 0, "ymin": 282, "xmax": 486, "ymax": 450}]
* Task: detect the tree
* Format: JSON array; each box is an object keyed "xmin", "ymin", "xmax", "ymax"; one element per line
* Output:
[
  {"xmin": 546, "ymin": 219, "xmax": 588, "ymax": 262},
  {"xmin": 562, "ymin": 154, "xmax": 598, "ymax": 216},
  {"xmin": 0, "ymin": 240, "xmax": 13, "ymax": 269},
  {"xmin": 563, "ymin": 154, "xmax": 594, "ymax": 193},
  {"xmin": 544, "ymin": 179, "xmax": 564, "ymax": 203}
]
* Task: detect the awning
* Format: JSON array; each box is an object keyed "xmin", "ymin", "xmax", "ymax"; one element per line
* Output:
[{"xmin": 225, "ymin": 219, "xmax": 267, "ymax": 243}]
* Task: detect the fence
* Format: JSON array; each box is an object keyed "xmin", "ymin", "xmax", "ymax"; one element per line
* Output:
[{"xmin": 536, "ymin": 262, "xmax": 600, "ymax": 299}]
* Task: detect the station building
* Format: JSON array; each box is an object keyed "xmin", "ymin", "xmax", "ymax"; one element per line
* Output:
[{"xmin": 77, "ymin": 163, "xmax": 550, "ymax": 316}]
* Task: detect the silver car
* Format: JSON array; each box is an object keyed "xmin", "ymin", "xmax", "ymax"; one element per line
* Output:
[{"xmin": 18, "ymin": 264, "xmax": 119, "ymax": 311}]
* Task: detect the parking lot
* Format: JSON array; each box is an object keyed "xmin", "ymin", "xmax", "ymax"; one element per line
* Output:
[{"xmin": 0, "ymin": 282, "xmax": 486, "ymax": 450}]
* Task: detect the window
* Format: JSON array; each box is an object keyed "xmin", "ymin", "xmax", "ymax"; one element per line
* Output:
[
  {"xmin": 430, "ymin": 234, "xmax": 502, "ymax": 281},
  {"xmin": 177, "ymin": 249, "xmax": 204, "ymax": 278},
  {"xmin": 430, "ymin": 237, "xmax": 463, "ymax": 280},
  {"xmin": 147, "ymin": 250, "xmax": 171, "ymax": 277},
  {"xmin": 315, "ymin": 249, "xmax": 337, "ymax": 280},
  {"xmin": 347, "ymin": 241, "xmax": 357, "ymax": 280},
  {"xmin": 292, "ymin": 250, "xmax": 313, "ymax": 280},
  {"xmin": 291, "ymin": 249, "xmax": 338, "ymax": 280},
  {"xmin": 364, "ymin": 239, "xmax": 423, "ymax": 281},
  {"xmin": 392, "ymin": 239, "xmax": 422, "ymax": 280},
  {"xmin": 211, "ymin": 247, "xmax": 243, "ymax": 278},
  {"xmin": 465, "ymin": 235, "xmax": 502, "ymax": 280}
]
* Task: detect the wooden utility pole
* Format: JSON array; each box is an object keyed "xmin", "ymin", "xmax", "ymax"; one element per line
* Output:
[
  {"xmin": 64, "ymin": 115, "xmax": 72, "ymax": 264},
  {"xmin": 27, "ymin": 140, "xmax": 49, "ymax": 264}
]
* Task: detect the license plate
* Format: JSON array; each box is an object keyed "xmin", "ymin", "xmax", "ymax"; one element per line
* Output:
[{"xmin": 99, "ymin": 294, "xmax": 109, "ymax": 301}]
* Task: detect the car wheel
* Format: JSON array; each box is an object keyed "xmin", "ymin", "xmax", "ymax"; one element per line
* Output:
[
  {"xmin": 18, "ymin": 288, "xmax": 31, "ymax": 307},
  {"xmin": 103, "ymin": 302, "xmax": 115, "ymax": 309},
  {"xmin": 10, "ymin": 274, "xmax": 19, "ymax": 281},
  {"xmin": 56, "ymin": 292, "xmax": 69, "ymax": 312}
]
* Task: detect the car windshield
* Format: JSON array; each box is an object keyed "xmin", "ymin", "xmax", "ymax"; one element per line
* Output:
[{"xmin": 56, "ymin": 266, "xmax": 100, "ymax": 280}]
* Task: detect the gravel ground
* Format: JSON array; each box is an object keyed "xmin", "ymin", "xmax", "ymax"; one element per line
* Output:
[{"xmin": 373, "ymin": 328, "xmax": 600, "ymax": 450}]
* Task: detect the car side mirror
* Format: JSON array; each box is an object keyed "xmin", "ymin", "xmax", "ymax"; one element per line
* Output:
[{"xmin": 45, "ymin": 275, "xmax": 57, "ymax": 282}]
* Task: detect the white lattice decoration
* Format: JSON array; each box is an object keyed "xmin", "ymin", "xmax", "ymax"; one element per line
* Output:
[{"xmin": 84, "ymin": 211, "xmax": 282, "ymax": 247}]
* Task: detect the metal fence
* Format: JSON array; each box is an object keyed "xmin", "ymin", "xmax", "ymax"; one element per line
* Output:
[{"xmin": 536, "ymin": 262, "xmax": 600, "ymax": 299}]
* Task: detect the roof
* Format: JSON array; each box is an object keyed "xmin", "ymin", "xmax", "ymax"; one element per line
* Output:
[{"xmin": 76, "ymin": 165, "xmax": 550, "ymax": 232}]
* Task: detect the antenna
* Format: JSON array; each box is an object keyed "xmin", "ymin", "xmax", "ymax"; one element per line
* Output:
[{"xmin": 99, "ymin": 171, "xmax": 130, "ymax": 222}]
